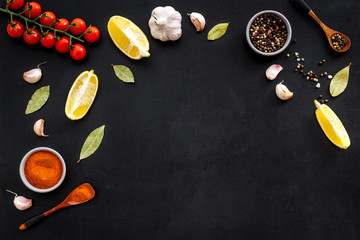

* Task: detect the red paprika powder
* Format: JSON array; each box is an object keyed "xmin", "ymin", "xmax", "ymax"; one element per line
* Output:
[{"xmin": 24, "ymin": 151, "xmax": 63, "ymax": 189}]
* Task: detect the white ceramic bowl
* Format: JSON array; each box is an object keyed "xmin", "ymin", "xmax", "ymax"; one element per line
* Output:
[
  {"xmin": 19, "ymin": 147, "xmax": 66, "ymax": 193},
  {"xmin": 246, "ymin": 10, "xmax": 292, "ymax": 56}
]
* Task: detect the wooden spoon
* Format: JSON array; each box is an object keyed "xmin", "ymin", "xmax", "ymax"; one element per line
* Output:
[
  {"xmin": 291, "ymin": 0, "xmax": 351, "ymax": 52},
  {"xmin": 19, "ymin": 183, "xmax": 95, "ymax": 230}
]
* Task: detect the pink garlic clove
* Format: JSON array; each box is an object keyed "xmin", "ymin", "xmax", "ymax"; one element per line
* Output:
[
  {"xmin": 23, "ymin": 61, "xmax": 47, "ymax": 84},
  {"xmin": 33, "ymin": 119, "xmax": 49, "ymax": 137},
  {"xmin": 266, "ymin": 64, "xmax": 283, "ymax": 80},
  {"xmin": 275, "ymin": 81, "xmax": 293, "ymax": 100},
  {"xmin": 6, "ymin": 189, "xmax": 32, "ymax": 211}
]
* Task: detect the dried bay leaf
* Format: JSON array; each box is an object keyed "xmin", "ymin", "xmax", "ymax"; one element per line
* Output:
[
  {"xmin": 207, "ymin": 23, "xmax": 229, "ymax": 41},
  {"xmin": 112, "ymin": 64, "xmax": 134, "ymax": 83},
  {"xmin": 77, "ymin": 125, "xmax": 105, "ymax": 163},
  {"xmin": 330, "ymin": 63, "xmax": 351, "ymax": 97},
  {"xmin": 25, "ymin": 85, "xmax": 50, "ymax": 115}
]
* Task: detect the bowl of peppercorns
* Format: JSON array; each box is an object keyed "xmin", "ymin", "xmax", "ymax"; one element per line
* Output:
[{"xmin": 246, "ymin": 10, "xmax": 292, "ymax": 56}]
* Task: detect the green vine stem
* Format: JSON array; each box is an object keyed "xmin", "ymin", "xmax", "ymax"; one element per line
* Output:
[{"xmin": 0, "ymin": 6, "xmax": 84, "ymax": 42}]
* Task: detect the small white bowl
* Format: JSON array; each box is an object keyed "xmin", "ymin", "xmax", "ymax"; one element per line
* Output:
[
  {"xmin": 19, "ymin": 147, "xmax": 66, "ymax": 193},
  {"xmin": 246, "ymin": 10, "xmax": 292, "ymax": 56}
]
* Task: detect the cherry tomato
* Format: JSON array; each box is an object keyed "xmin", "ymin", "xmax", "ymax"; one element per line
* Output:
[
  {"xmin": 7, "ymin": 0, "xmax": 24, "ymax": 10},
  {"xmin": 55, "ymin": 37, "xmax": 70, "ymax": 53},
  {"xmin": 70, "ymin": 44, "xmax": 86, "ymax": 60},
  {"xmin": 40, "ymin": 11, "xmax": 56, "ymax": 27},
  {"xmin": 70, "ymin": 18, "xmax": 86, "ymax": 35},
  {"xmin": 24, "ymin": 2, "xmax": 42, "ymax": 20},
  {"xmin": 7, "ymin": 21, "xmax": 24, "ymax": 38},
  {"xmin": 84, "ymin": 26, "xmax": 100, "ymax": 43},
  {"xmin": 40, "ymin": 32, "xmax": 56, "ymax": 48},
  {"xmin": 23, "ymin": 28, "xmax": 40, "ymax": 45},
  {"xmin": 55, "ymin": 18, "xmax": 69, "ymax": 32}
]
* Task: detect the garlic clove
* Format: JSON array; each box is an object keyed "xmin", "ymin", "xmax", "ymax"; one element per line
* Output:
[
  {"xmin": 275, "ymin": 81, "xmax": 293, "ymax": 100},
  {"xmin": 23, "ymin": 61, "xmax": 47, "ymax": 84},
  {"xmin": 188, "ymin": 12, "xmax": 206, "ymax": 32},
  {"xmin": 23, "ymin": 68, "xmax": 42, "ymax": 84},
  {"xmin": 33, "ymin": 119, "xmax": 48, "ymax": 137},
  {"xmin": 266, "ymin": 64, "xmax": 283, "ymax": 80},
  {"xmin": 6, "ymin": 189, "xmax": 32, "ymax": 211}
]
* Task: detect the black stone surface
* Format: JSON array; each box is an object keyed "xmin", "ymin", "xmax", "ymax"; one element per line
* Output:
[{"xmin": 0, "ymin": 0, "xmax": 359, "ymax": 239}]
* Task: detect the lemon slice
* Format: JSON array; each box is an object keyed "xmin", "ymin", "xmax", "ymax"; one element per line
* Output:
[
  {"xmin": 65, "ymin": 70, "xmax": 98, "ymax": 120},
  {"xmin": 314, "ymin": 100, "xmax": 350, "ymax": 149},
  {"xmin": 107, "ymin": 15, "xmax": 150, "ymax": 60}
]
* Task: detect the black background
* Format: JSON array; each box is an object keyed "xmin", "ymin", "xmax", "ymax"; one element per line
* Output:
[{"xmin": 1, "ymin": 0, "xmax": 360, "ymax": 239}]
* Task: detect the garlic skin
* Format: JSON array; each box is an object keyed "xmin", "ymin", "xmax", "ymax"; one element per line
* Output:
[
  {"xmin": 148, "ymin": 6, "xmax": 182, "ymax": 41},
  {"xmin": 33, "ymin": 119, "xmax": 48, "ymax": 137},
  {"xmin": 275, "ymin": 81, "xmax": 293, "ymax": 100},
  {"xmin": 23, "ymin": 62, "xmax": 47, "ymax": 84},
  {"xmin": 6, "ymin": 190, "xmax": 32, "ymax": 211},
  {"xmin": 266, "ymin": 64, "xmax": 283, "ymax": 80},
  {"xmin": 188, "ymin": 12, "xmax": 206, "ymax": 32}
]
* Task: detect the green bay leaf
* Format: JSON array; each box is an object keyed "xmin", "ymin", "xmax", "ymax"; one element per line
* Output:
[
  {"xmin": 112, "ymin": 64, "xmax": 134, "ymax": 83},
  {"xmin": 207, "ymin": 23, "xmax": 229, "ymax": 41},
  {"xmin": 25, "ymin": 85, "xmax": 50, "ymax": 115},
  {"xmin": 330, "ymin": 63, "xmax": 351, "ymax": 97},
  {"xmin": 78, "ymin": 125, "xmax": 105, "ymax": 163}
]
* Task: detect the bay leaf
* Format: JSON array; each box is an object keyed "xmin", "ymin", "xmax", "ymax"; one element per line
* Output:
[
  {"xmin": 25, "ymin": 85, "xmax": 50, "ymax": 115},
  {"xmin": 112, "ymin": 64, "xmax": 134, "ymax": 83},
  {"xmin": 78, "ymin": 125, "xmax": 105, "ymax": 163},
  {"xmin": 207, "ymin": 23, "xmax": 229, "ymax": 41},
  {"xmin": 329, "ymin": 63, "xmax": 351, "ymax": 97}
]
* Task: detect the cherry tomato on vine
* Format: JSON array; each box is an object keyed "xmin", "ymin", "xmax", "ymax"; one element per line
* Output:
[
  {"xmin": 55, "ymin": 18, "xmax": 69, "ymax": 32},
  {"xmin": 84, "ymin": 26, "xmax": 100, "ymax": 43},
  {"xmin": 55, "ymin": 37, "xmax": 70, "ymax": 53},
  {"xmin": 7, "ymin": 0, "xmax": 24, "ymax": 10},
  {"xmin": 40, "ymin": 11, "xmax": 56, "ymax": 27},
  {"xmin": 40, "ymin": 32, "xmax": 56, "ymax": 48},
  {"xmin": 23, "ymin": 28, "xmax": 40, "ymax": 45},
  {"xmin": 70, "ymin": 18, "xmax": 86, "ymax": 35},
  {"xmin": 70, "ymin": 44, "xmax": 86, "ymax": 60},
  {"xmin": 24, "ymin": 2, "xmax": 42, "ymax": 20},
  {"xmin": 7, "ymin": 21, "xmax": 24, "ymax": 38}
]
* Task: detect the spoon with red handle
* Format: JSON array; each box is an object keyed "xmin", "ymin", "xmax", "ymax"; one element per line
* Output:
[
  {"xmin": 290, "ymin": 0, "xmax": 351, "ymax": 52},
  {"xmin": 19, "ymin": 183, "xmax": 95, "ymax": 230}
]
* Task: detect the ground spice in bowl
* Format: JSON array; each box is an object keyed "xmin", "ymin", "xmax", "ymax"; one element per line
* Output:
[
  {"xmin": 20, "ymin": 147, "xmax": 66, "ymax": 193},
  {"xmin": 24, "ymin": 151, "xmax": 63, "ymax": 189}
]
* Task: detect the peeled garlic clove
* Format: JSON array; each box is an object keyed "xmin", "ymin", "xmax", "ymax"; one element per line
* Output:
[
  {"xmin": 266, "ymin": 64, "xmax": 283, "ymax": 80},
  {"xmin": 6, "ymin": 190, "xmax": 32, "ymax": 211},
  {"xmin": 23, "ymin": 61, "xmax": 47, "ymax": 84},
  {"xmin": 33, "ymin": 119, "xmax": 48, "ymax": 137},
  {"xmin": 275, "ymin": 81, "xmax": 293, "ymax": 100},
  {"xmin": 188, "ymin": 12, "xmax": 206, "ymax": 31}
]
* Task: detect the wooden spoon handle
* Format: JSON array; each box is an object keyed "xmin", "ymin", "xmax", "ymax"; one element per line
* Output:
[
  {"xmin": 19, "ymin": 213, "xmax": 47, "ymax": 230},
  {"xmin": 290, "ymin": 0, "xmax": 312, "ymax": 14}
]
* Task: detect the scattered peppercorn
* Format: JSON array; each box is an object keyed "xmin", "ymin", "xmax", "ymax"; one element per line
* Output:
[
  {"xmin": 294, "ymin": 69, "xmax": 298, "ymax": 72},
  {"xmin": 319, "ymin": 61, "xmax": 323, "ymax": 65},
  {"xmin": 286, "ymin": 53, "xmax": 290, "ymax": 58},
  {"xmin": 249, "ymin": 13, "xmax": 288, "ymax": 53},
  {"xmin": 292, "ymin": 39, "xmax": 297, "ymax": 43},
  {"xmin": 322, "ymin": 59, "xmax": 326, "ymax": 63},
  {"xmin": 320, "ymin": 73, "xmax": 324, "ymax": 77},
  {"xmin": 324, "ymin": 72, "xmax": 328, "ymax": 76},
  {"xmin": 321, "ymin": 100, "xmax": 324, "ymax": 104},
  {"xmin": 319, "ymin": 95, "xmax": 323, "ymax": 98},
  {"xmin": 301, "ymin": 58, "xmax": 304, "ymax": 61},
  {"xmin": 325, "ymin": 99, "xmax": 328, "ymax": 103},
  {"xmin": 300, "ymin": 70, "xmax": 303, "ymax": 73}
]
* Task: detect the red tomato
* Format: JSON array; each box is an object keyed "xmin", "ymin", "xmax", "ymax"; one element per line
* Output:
[
  {"xmin": 55, "ymin": 18, "xmax": 69, "ymax": 32},
  {"xmin": 7, "ymin": 0, "xmax": 24, "ymax": 10},
  {"xmin": 40, "ymin": 11, "xmax": 56, "ymax": 27},
  {"xmin": 55, "ymin": 37, "xmax": 70, "ymax": 53},
  {"xmin": 7, "ymin": 21, "xmax": 24, "ymax": 38},
  {"xmin": 70, "ymin": 18, "xmax": 86, "ymax": 35},
  {"xmin": 70, "ymin": 44, "xmax": 86, "ymax": 60},
  {"xmin": 24, "ymin": 2, "xmax": 42, "ymax": 20},
  {"xmin": 84, "ymin": 26, "xmax": 100, "ymax": 43},
  {"xmin": 23, "ymin": 28, "xmax": 40, "ymax": 45},
  {"xmin": 40, "ymin": 32, "xmax": 56, "ymax": 48}
]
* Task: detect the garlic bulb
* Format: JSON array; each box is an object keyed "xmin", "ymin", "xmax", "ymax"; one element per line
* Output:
[
  {"xmin": 275, "ymin": 81, "xmax": 293, "ymax": 100},
  {"xmin": 23, "ymin": 62, "xmax": 47, "ymax": 84},
  {"xmin": 148, "ymin": 6, "xmax": 182, "ymax": 41},
  {"xmin": 188, "ymin": 12, "xmax": 206, "ymax": 31},
  {"xmin": 33, "ymin": 119, "xmax": 48, "ymax": 137},
  {"xmin": 266, "ymin": 64, "xmax": 283, "ymax": 80},
  {"xmin": 6, "ymin": 189, "xmax": 32, "ymax": 211}
]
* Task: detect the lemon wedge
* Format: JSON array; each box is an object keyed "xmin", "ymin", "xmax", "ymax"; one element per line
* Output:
[
  {"xmin": 65, "ymin": 70, "xmax": 98, "ymax": 120},
  {"xmin": 314, "ymin": 100, "xmax": 350, "ymax": 149},
  {"xmin": 107, "ymin": 15, "xmax": 150, "ymax": 60}
]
